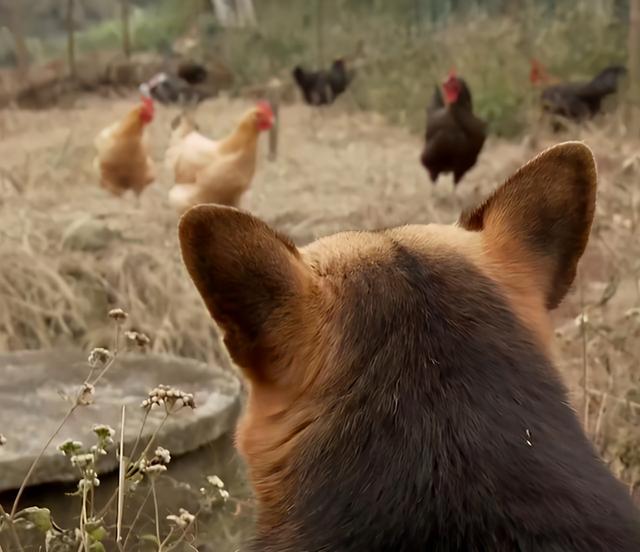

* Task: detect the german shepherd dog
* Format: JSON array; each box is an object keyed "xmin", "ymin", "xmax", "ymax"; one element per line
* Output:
[{"xmin": 179, "ymin": 142, "xmax": 640, "ymax": 551}]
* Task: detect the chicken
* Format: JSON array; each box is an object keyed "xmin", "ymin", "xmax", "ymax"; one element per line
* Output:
[
  {"xmin": 166, "ymin": 101, "xmax": 274, "ymax": 212},
  {"xmin": 139, "ymin": 71, "xmax": 208, "ymax": 106},
  {"xmin": 534, "ymin": 63, "xmax": 627, "ymax": 121},
  {"xmin": 529, "ymin": 58, "xmax": 558, "ymax": 87},
  {"xmin": 177, "ymin": 61, "xmax": 208, "ymax": 85},
  {"xmin": 420, "ymin": 72, "xmax": 487, "ymax": 185},
  {"xmin": 93, "ymin": 96, "xmax": 155, "ymax": 197},
  {"xmin": 292, "ymin": 58, "xmax": 354, "ymax": 106}
]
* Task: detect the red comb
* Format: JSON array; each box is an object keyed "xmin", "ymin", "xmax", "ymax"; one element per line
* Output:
[{"xmin": 257, "ymin": 100, "xmax": 273, "ymax": 114}]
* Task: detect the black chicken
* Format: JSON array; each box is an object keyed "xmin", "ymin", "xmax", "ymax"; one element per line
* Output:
[
  {"xmin": 421, "ymin": 73, "xmax": 487, "ymax": 185},
  {"xmin": 177, "ymin": 61, "xmax": 208, "ymax": 86},
  {"xmin": 540, "ymin": 65, "xmax": 627, "ymax": 121},
  {"xmin": 292, "ymin": 58, "xmax": 354, "ymax": 106}
]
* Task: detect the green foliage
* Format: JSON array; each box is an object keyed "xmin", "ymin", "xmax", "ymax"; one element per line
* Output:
[{"xmin": 2, "ymin": 0, "xmax": 631, "ymax": 138}]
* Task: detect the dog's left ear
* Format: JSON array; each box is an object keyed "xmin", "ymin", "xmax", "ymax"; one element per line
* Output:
[{"xmin": 178, "ymin": 205, "xmax": 314, "ymax": 372}]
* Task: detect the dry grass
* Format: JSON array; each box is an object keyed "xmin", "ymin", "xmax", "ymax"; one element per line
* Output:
[{"xmin": 0, "ymin": 93, "xmax": 639, "ymax": 494}]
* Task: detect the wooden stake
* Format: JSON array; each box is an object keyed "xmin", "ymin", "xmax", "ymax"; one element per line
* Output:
[
  {"xmin": 628, "ymin": 0, "xmax": 640, "ymax": 134},
  {"xmin": 121, "ymin": 0, "xmax": 132, "ymax": 59},
  {"xmin": 66, "ymin": 0, "xmax": 76, "ymax": 78}
]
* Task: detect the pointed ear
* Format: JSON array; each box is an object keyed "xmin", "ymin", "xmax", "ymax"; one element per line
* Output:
[
  {"xmin": 178, "ymin": 205, "xmax": 312, "ymax": 368},
  {"xmin": 459, "ymin": 142, "xmax": 597, "ymax": 309}
]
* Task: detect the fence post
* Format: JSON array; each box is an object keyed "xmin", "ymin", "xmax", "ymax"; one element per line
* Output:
[
  {"xmin": 7, "ymin": 3, "xmax": 30, "ymax": 82},
  {"xmin": 629, "ymin": 0, "xmax": 640, "ymax": 135},
  {"xmin": 66, "ymin": 0, "xmax": 76, "ymax": 78},
  {"xmin": 316, "ymin": 0, "xmax": 325, "ymax": 69},
  {"xmin": 267, "ymin": 78, "xmax": 282, "ymax": 162},
  {"xmin": 122, "ymin": 0, "xmax": 132, "ymax": 59}
]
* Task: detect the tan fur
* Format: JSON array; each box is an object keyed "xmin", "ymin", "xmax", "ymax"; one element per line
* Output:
[
  {"xmin": 178, "ymin": 141, "xmax": 598, "ymax": 531},
  {"xmin": 166, "ymin": 107, "xmax": 267, "ymax": 213},
  {"xmin": 93, "ymin": 105, "xmax": 155, "ymax": 197}
]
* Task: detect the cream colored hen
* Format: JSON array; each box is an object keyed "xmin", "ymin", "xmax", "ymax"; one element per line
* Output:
[{"xmin": 166, "ymin": 101, "xmax": 274, "ymax": 213}]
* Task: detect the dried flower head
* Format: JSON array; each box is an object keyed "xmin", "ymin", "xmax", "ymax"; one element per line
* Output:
[
  {"xmin": 77, "ymin": 383, "xmax": 95, "ymax": 406},
  {"xmin": 92, "ymin": 425, "xmax": 115, "ymax": 440},
  {"xmin": 145, "ymin": 464, "xmax": 167, "ymax": 476},
  {"xmin": 200, "ymin": 474, "xmax": 229, "ymax": 506},
  {"xmin": 70, "ymin": 453, "xmax": 95, "ymax": 469},
  {"xmin": 166, "ymin": 508, "xmax": 195, "ymax": 529},
  {"xmin": 92, "ymin": 424, "xmax": 115, "ymax": 454},
  {"xmin": 141, "ymin": 385, "xmax": 196, "ymax": 411},
  {"xmin": 0, "ymin": 434, "xmax": 7, "ymax": 446},
  {"xmin": 108, "ymin": 308, "xmax": 128, "ymax": 323},
  {"xmin": 206, "ymin": 475, "xmax": 224, "ymax": 489},
  {"xmin": 124, "ymin": 330, "xmax": 151, "ymax": 348},
  {"xmin": 574, "ymin": 313, "xmax": 589, "ymax": 329},
  {"xmin": 153, "ymin": 446, "xmax": 171, "ymax": 465},
  {"xmin": 58, "ymin": 439, "xmax": 84, "ymax": 456},
  {"xmin": 88, "ymin": 348, "xmax": 112, "ymax": 367},
  {"xmin": 77, "ymin": 477, "xmax": 100, "ymax": 492}
]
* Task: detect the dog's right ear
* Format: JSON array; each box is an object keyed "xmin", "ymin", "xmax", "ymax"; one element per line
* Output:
[
  {"xmin": 459, "ymin": 142, "xmax": 597, "ymax": 309},
  {"xmin": 178, "ymin": 205, "xmax": 313, "ymax": 372}
]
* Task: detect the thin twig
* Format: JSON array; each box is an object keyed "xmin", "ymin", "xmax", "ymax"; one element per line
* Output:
[
  {"xmin": 0, "ymin": 503, "xmax": 25, "ymax": 552},
  {"xmin": 96, "ymin": 406, "xmax": 152, "ymax": 521},
  {"xmin": 116, "ymin": 405, "xmax": 126, "ymax": 547},
  {"xmin": 10, "ymin": 405, "xmax": 77, "ymax": 518},
  {"xmin": 159, "ymin": 527, "xmax": 176, "ymax": 549},
  {"xmin": 587, "ymin": 387, "xmax": 640, "ymax": 410},
  {"xmin": 136, "ymin": 412, "xmax": 171, "ymax": 463},
  {"xmin": 121, "ymin": 485, "xmax": 153, "ymax": 550},
  {"xmin": 579, "ymin": 271, "xmax": 589, "ymax": 428},
  {"xmin": 151, "ymin": 479, "xmax": 161, "ymax": 550},
  {"xmin": 11, "ymin": 321, "xmax": 120, "ymax": 518},
  {"xmin": 80, "ymin": 483, "xmax": 89, "ymax": 552},
  {"xmin": 128, "ymin": 408, "xmax": 150, "ymax": 461}
]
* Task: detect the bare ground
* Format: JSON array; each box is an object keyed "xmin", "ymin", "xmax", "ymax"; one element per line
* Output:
[{"xmin": 0, "ymin": 94, "xmax": 639, "ymax": 493}]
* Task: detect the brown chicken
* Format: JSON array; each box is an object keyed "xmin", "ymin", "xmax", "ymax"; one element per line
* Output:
[
  {"xmin": 93, "ymin": 97, "xmax": 155, "ymax": 197},
  {"xmin": 166, "ymin": 101, "xmax": 274, "ymax": 213},
  {"xmin": 420, "ymin": 72, "xmax": 487, "ymax": 185}
]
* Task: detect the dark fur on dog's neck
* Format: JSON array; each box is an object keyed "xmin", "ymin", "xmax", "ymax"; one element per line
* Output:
[{"xmin": 247, "ymin": 245, "xmax": 639, "ymax": 552}]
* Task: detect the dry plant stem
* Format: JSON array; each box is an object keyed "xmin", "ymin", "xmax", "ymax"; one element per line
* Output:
[
  {"xmin": 9, "ymin": 405, "xmax": 77, "ymax": 518},
  {"xmin": 593, "ymin": 394, "xmax": 608, "ymax": 450},
  {"xmin": 128, "ymin": 408, "xmax": 151, "ymax": 460},
  {"xmin": 0, "ymin": 503, "xmax": 25, "ymax": 552},
  {"xmin": 579, "ymin": 271, "xmax": 589, "ymax": 429},
  {"xmin": 165, "ymin": 512, "xmax": 199, "ymax": 551},
  {"xmin": 587, "ymin": 387, "xmax": 640, "ymax": 410},
  {"xmin": 117, "ymin": 405, "xmax": 126, "ymax": 547},
  {"xmin": 11, "ymin": 324, "xmax": 120, "ymax": 518},
  {"xmin": 96, "ymin": 407, "xmax": 152, "ymax": 521},
  {"xmin": 151, "ymin": 479, "xmax": 161, "ymax": 550},
  {"xmin": 80, "ymin": 484, "xmax": 90, "ymax": 552},
  {"xmin": 122, "ymin": 486, "xmax": 153, "ymax": 550},
  {"xmin": 138, "ymin": 411, "xmax": 171, "ymax": 461},
  {"xmin": 159, "ymin": 527, "xmax": 176, "ymax": 550}
]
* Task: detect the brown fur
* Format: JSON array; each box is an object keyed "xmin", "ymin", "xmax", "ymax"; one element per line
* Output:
[{"xmin": 179, "ymin": 142, "xmax": 640, "ymax": 551}]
